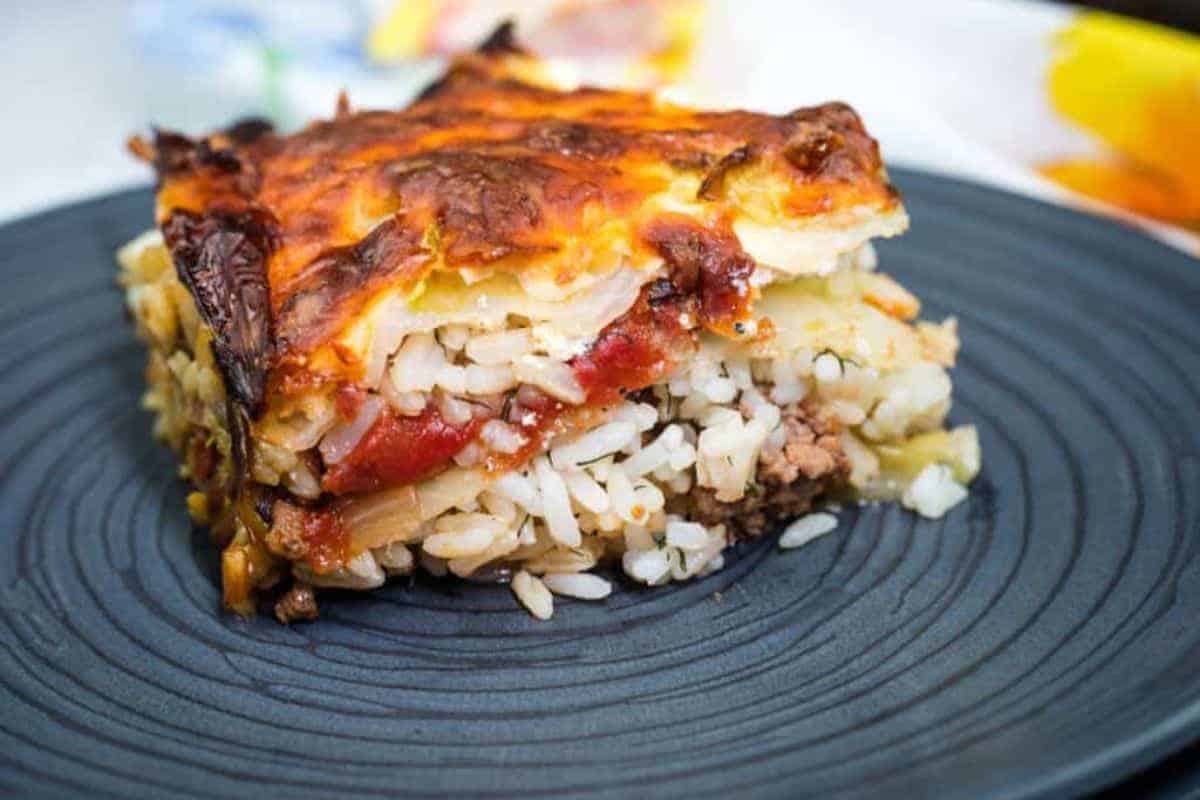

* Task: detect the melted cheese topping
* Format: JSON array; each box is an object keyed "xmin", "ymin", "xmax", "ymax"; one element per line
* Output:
[{"xmin": 137, "ymin": 31, "xmax": 906, "ymax": 398}]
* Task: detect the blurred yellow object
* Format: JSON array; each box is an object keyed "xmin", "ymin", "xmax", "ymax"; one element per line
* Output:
[
  {"xmin": 186, "ymin": 491, "xmax": 210, "ymax": 525},
  {"xmin": 367, "ymin": 0, "xmax": 442, "ymax": 63},
  {"xmin": 637, "ymin": 0, "xmax": 705, "ymax": 82},
  {"xmin": 365, "ymin": 0, "xmax": 703, "ymax": 86},
  {"xmin": 1041, "ymin": 159, "xmax": 1197, "ymax": 223},
  {"xmin": 1040, "ymin": 12, "xmax": 1200, "ymax": 227}
]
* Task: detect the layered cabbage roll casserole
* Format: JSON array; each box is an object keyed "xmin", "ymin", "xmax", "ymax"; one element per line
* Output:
[{"xmin": 119, "ymin": 25, "xmax": 979, "ymax": 622}]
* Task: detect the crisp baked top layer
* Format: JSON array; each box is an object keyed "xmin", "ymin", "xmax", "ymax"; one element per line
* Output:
[{"xmin": 131, "ymin": 23, "xmax": 903, "ymax": 412}]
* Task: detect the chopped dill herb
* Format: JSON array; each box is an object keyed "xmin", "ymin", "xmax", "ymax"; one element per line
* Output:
[
  {"xmin": 458, "ymin": 396, "xmax": 491, "ymax": 410},
  {"xmin": 815, "ymin": 347, "xmax": 861, "ymax": 370}
]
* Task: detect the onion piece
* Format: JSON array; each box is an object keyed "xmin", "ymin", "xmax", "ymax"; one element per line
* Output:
[
  {"xmin": 344, "ymin": 468, "xmax": 489, "ymax": 553},
  {"xmin": 318, "ymin": 395, "xmax": 384, "ymax": 465},
  {"xmin": 417, "ymin": 468, "xmax": 488, "ymax": 519}
]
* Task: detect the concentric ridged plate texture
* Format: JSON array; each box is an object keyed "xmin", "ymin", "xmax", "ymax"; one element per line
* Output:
[{"xmin": 2, "ymin": 171, "xmax": 1199, "ymax": 799}]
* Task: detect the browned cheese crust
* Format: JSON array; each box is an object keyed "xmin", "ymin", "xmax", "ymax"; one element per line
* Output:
[{"xmin": 130, "ymin": 23, "xmax": 900, "ymax": 420}]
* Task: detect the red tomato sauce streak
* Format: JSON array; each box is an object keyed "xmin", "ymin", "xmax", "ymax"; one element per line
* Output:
[
  {"xmin": 490, "ymin": 294, "xmax": 694, "ymax": 471},
  {"xmin": 322, "ymin": 405, "xmax": 486, "ymax": 495},
  {"xmin": 572, "ymin": 302, "xmax": 687, "ymax": 404}
]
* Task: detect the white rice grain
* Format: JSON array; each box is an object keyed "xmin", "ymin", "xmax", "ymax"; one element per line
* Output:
[
  {"xmin": 697, "ymin": 414, "xmax": 744, "ymax": 458},
  {"xmin": 534, "ymin": 456, "xmax": 581, "ymax": 547},
  {"xmin": 420, "ymin": 529, "xmax": 492, "ymax": 562},
  {"xmin": 668, "ymin": 376, "xmax": 692, "ymax": 397},
  {"xmin": 297, "ymin": 550, "xmax": 385, "ymax": 590},
  {"xmin": 829, "ymin": 399, "xmax": 867, "ymax": 426},
  {"xmin": 668, "ymin": 442, "xmax": 697, "ymax": 471},
  {"xmin": 283, "ymin": 463, "xmax": 322, "ymax": 500},
  {"xmin": 770, "ymin": 381, "xmax": 806, "ymax": 405},
  {"xmin": 391, "ymin": 390, "xmax": 427, "ymax": 416},
  {"xmin": 612, "ymin": 402, "xmax": 660, "ymax": 431},
  {"xmin": 700, "ymin": 376, "xmax": 737, "ymax": 404},
  {"xmin": 372, "ymin": 542, "xmax": 414, "ymax": 574},
  {"xmin": 606, "ymin": 466, "xmax": 640, "ymax": 523},
  {"xmin": 630, "ymin": 480, "xmax": 665, "ymax": 519},
  {"xmin": 726, "ymin": 359, "xmax": 753, "ymax": 389},
  {"xmin": 543, "ymin": 572, "xmax": 612, "ymax": 600},
  {"xmin": 622, "ymin": 548, "xmax": 671, "ymax": 585},
  {"xmin": 651, "ymin": 462, "xmax": 677, "ymax": 483},
  {"xmin": 435, "ymin": 364, "xmax": 468, "ymax": 394},
  {"xmin": 493, "ymin": 471, "xmax": 543, "ymax": 514},
  {"xmin": 779, "ymin": 512, "xmax": 839, "ymax": 549},
  {"xmin": 902, "ymin": 464, "xmax": 968, "ymax": 518},
  {"xmin": 524, "ymin": 546, "xmax": 597, "ymax": 575},
  {"xmin": 390, "ymin": 334, "xmax": 445, "ymax": 393},
  {"xmin": 665, "ymin": 519, "xmax": 710, "ymax": 551},
  {"xmin": 466, "ymin": 363, "xmax": 516, "ymax": 394},
  {"xmin": 512, "ymin": 570, "xmax": 554, "ymax": 619},
  {"xmin": 550, "ymin": 421, "xmax": 637, "ymax": 468},
  {"xmin": 595, "ymin": 510, "xmax": 624, "ymax": 532},
  {"xmin": 700, "ymin": 552, "xmax": 725, "ymax": 576},
  {"xmin": 619, "ymin": 438, "xmax": 670, "ymax": 477},
  {"xmin": 478, "ymin": 490, "xmax": 517, "ymax": 523},
  {"xmin": 585, "ymin": 455, "xmax": 614, "ymax": 482},
  {"xmin": 698, "ymin": 405, "xmax": 741, "ymax": 430},
  {"xmin": 813, "ymin": 352, "xmax": 843, "ymax": 383},
  {"xmin": 667, "ymin": 470, "xmax": 693, "ymax": 495},
  {"xmin": 438, "ymin": 393, "xmax": 475, "ymax": 425},
  {"xmin": 563, "ymin": 469, "xmax": 610, "ymax": 513},
  {"xmin": 517, "ymin": 516, "xmax": 537, "ymax": 545},
  {"xmin": 318, "ymin": 395, "xmax": 384, "ymax": 465},
  {"xmin": 464, "ymin": 328, "xmax": 532, "ymax": 364},
  {"xmin": 481, "ymin": 420, "xmax": 526, "ymax": 454}
]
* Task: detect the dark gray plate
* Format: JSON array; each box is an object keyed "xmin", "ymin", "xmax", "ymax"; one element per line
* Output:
[{"xmin": 2, "ymin": 170, "xmax": 1199, "ymax": 799}]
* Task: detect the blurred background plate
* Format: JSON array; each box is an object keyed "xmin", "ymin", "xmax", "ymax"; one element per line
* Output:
[{"xmin": 2, "ymin": 169, "xmax": 1199, "ymax": 798}]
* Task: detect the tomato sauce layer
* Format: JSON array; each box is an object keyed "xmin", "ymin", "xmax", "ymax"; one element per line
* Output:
[
  {"xmin": 322, "ymin": 404, "xmax": 486, "ymax": 495},
  {"xmin": 323, "ymin": 290, "xmax": 696, "ymax": 497}
]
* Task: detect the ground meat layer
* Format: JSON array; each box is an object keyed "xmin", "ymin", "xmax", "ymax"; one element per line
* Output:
[
  {"xmin": 274, "ymin": 582, "xmax": 318, "ymax": 623},
  {"xmin": 686, "ymin": 400, "xmax": 849, "ymax": 538}
]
